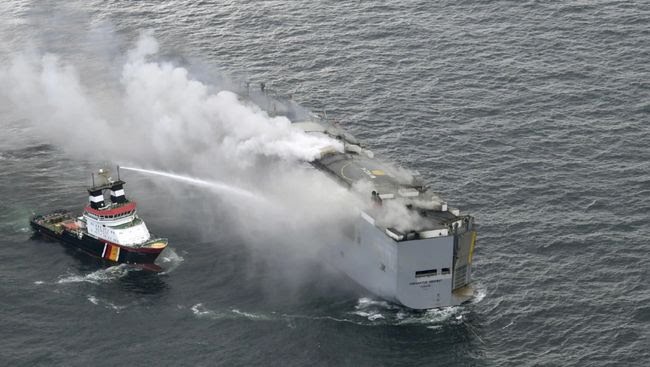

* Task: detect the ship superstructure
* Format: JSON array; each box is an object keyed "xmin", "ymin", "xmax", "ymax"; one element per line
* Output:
[{"xmin": 31, "ymin": 168, "xmax": 168, "ymax": 268}]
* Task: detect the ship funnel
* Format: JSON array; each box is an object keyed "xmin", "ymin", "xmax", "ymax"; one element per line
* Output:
[
  {"xmin": 110, "ymin": 182, "xmax": 127, "ymax": 203},
  {"xmin": 88, "ymin": 188, "xmax": 105, "ymax": 209}
]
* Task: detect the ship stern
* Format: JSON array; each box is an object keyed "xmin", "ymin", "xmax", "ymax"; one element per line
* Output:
[{"xmin": 395, "ymin": 229, "xmax": 477, "ymax": 309}]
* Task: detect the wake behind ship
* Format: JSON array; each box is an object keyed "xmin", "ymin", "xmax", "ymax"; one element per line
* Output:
[{"xmin": 30, "ymin": 168, "xmax": 168, "ymax": 270}]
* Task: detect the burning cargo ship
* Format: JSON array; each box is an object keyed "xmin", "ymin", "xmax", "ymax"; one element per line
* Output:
[
  {"xmin": 292, "ymin": 116, "xmax": 477, "ymax": 309},
  {"xmin": 243, "ymin": 86, "xmax": 478, "ymax": 309}
]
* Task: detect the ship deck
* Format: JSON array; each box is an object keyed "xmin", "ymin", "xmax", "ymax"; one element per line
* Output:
[
  {"xmin": 236, "ymin": 91, "xmax": 471, "ymax": 235},
  {"xmin": 312, "ymin": 142, "xmax": 465, "ymax": 231},
  {"xmin": 31, "ymin": 210, "xmax": 75, "ymax": 233},
  {"xmin": 288, "ymin": 114, "xmax": 473, "ymax": 235}
]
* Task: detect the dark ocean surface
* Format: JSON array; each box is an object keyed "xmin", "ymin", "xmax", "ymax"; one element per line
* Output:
[{"xmin": 1, "ymin": 1, "xmax": 649, "ymax": 366}]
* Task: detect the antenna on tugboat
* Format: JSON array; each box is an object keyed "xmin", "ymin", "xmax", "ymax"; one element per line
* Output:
[
  {"xmin": 117, "ymin": 165, "xmax": 121, "ymax": 181},
  {"xmin": 91, "ymin": 172, "xmax": 95, "ymax": 187}
]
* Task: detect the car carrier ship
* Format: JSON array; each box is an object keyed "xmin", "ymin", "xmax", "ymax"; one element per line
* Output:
[
  {"xmin": 291, "ymin": 116, "xmax": 477, "ymax": 309},
  {"xmin": 240, "ymin": 83, "xmax": 477, "ymax": 309},
  {"xmin": 30, "ymin": 168, "xmax": 168, "ymax": 270},
  {"xmin": 247, "ymin": 86, "xmax": 477, "ymax": 309}
]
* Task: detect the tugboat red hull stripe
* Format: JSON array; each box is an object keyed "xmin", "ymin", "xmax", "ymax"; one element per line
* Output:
[{"xmin": 85, "ymin": 202, "xmax": 137, "ymax": 217}]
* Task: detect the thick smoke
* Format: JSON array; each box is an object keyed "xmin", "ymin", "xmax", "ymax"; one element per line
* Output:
[
  {"xmin": 1, "ymin": 5, "xmax": 443, "ymax": 300},
  {"xmin": 1, "ymin": 32, "xmax": 343, "ymax": 167},
  {"xmin": 0, "ymin": 7, "xmax": 362, "ymax": 279}
]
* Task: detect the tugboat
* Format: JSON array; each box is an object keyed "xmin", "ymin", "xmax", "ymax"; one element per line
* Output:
[{"xmin": 30, "ymin": 167, "xmax": 168, "ymax": 270}]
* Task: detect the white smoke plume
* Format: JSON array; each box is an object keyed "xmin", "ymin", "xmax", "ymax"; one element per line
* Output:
[
  {"xmin": 1, "ymin": 31, "xmax": 343, "ymax": 167},
  {"xmin": 0, "ymin": 11, "xmax": 362, "ymax": 279}
]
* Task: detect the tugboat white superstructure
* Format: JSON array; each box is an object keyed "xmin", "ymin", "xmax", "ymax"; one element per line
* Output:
[{"xmin": 31, "ymin": 168, "xmax": 168, "ymax": 270}]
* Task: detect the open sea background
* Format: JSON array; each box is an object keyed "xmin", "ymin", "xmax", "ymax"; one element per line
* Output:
[{"xmin": 1, "ymin": 1, "xmax": 649, "ymax": 366}]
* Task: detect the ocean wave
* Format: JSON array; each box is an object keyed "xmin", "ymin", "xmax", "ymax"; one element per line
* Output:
[
  {"xmin": 188, "ymin": 298, "xmax": 472, "ymax": 329},
  {"xmin": 57, "ymin": 264, "xmax": 133, "ymax": 284},
  {"xmin": 190, "ymin": 303, "xmax": 273, "ymax": 321},
  {"xmin": 86, "ymin": 294, "xmax": 127, "ymax": 312},
  {"xmin": 350, "ymin": 297, "xmax": 464, "ymax": 327},
  {"xmin": 87, "ymin": 295, "xmax": 99, "ymax": 305}
]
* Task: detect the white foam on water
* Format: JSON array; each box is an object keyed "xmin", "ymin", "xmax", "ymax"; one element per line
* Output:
[
  {"xmin": 351, "ymin": 297, "xmax": 463, "ymax": 327},
  {"xmin": 188, "ymin": 297, "xmax": 464, "ymax": 328},
  {"xmin": 355, "ymin": 297, "xmax": 399, "ymax": 310},
  {"xmin": 33, "ymin": 280, "xmax": 44, "ymax": 285},
  {"xmin": 86, "ymin": 295, "xmax": 127, "ymax": 312},
  {"xmin": 157, "ymin": 248, "xmax": 184, "ymax": 275},
  {"xmin": 107, "ymin": 302, "xmax": 127, "ymax": 312},
  {"xmin": 190, "ymin": 303, "xmax": 274, "ymax": 322},
  {"xmin": 191, "ymin": 303, "xmax": 222, "ymax": 318},
  {"xmin": 397, "ymin": 306, "xmax": 462, "ymax": 326},
  {"xmin": 472, "ymin": 286, "xmax": 487, "ymax": 303},
  {"xmin": 279, "ymin": 313, "xmax": 360, "ymax": 326},
  {"xmin": 57, "ymin": 264, "xmax": 132, "ymax": 284},
  {"xmin": 231, "ymin": 309, "xmax": 272, "ymax": 321}
]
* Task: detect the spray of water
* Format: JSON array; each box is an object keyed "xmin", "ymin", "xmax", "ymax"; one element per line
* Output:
[{"xmin": 120, "ymin": 166, "xmax": 262, "ymax": 202}]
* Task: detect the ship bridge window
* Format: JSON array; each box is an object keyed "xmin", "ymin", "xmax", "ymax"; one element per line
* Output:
[{"xmin": 415, "ymin": 269, "xmax": 437, "ymax": 278}]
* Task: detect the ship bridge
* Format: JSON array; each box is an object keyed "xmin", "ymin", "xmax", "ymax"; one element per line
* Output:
[{"xmin": 82, "ymin": 168, "xmax": 152, "ymax": 246}]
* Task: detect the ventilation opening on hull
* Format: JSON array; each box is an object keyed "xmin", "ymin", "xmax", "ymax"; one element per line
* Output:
[
  {"xmin": 415, "ymin": 269, "xmax": 437, "ymax": 278},
  {"xmin": 453, "ymin": 264, "xmax": 468, "ymax": 289}
]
